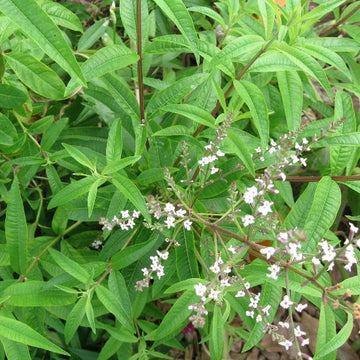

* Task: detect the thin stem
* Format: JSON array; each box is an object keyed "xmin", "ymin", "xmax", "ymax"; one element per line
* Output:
[{"xmin": 19, "ymin": 221, "xmax": 82, "ymax": 281}]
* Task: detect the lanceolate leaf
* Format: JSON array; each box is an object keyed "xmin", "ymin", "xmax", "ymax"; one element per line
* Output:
[
  {"xmin": 316, "ymin": 303, "xmax": 336, "ymax": 360},
  {"xmin": 277, "ymin": 71, "xmax": 303, "ymax": 130},
  {"xmin": 5, "ymin": 53, "xmax": 65, "ymax": 99},
  {"xmin": 0, "ymin": 84, "xmax": 27, "ymax": 109},
  {"xmin": 146, "ymin": 290, "xmax": 198, "ymax": 341},
  {"xmin": 64, "ymin": 295, "xmax": 87, "ymax": 344},
  {"xmin": 95, "ymin": 285, "xmax": 134, "ymax": 332},
  {"xmin": 276, "ymin": 43, "xmax": 332, "ymax": 100},
  {"xmin": 303, "ymin": 177, "xmax": 341, "ymax": 252},
  {"xmin": 314, "ymin": 312, "xmax": 353, "ymax": 360},
  {"xmin": 48, "ymin": 176, "xmax": 97, "ymax": 209},
  {"xmin": 48, "ymin": 248, "xmax": 92, "ymax": 284},
  {"xmin": 1, "ymin": 337, "xmax": 31, "ymax": 360},
  {"xmin": 0, "ymin": 315, "xmax": 70, "ymax": 356},
  {"xmin": 112, "ymin": 175, "xmax": 150, "ymax": 223},
  {"xmin": 227, "ymin": 129, "xmax": 255, "ymax": 176},
  {"xmin": 312, "ymin": 133, "xmax": 360, "ymax": 147},
  {"xmin": 209, "ymin": 305, "xmax": 224, "ymax": 360},
  {"xmin": 146, "ymin": 73, "xmax": 208, "ymax": 117},
  {"xmin": 234, "ymin": 80, "xmax": 269, "ymax": 149},
  {"xmin": 162, "ymin": 104, "xmax": 216, "ymax": 129},
  {"xmin": 153, "ymin": 0, "xmax": 200, "ymax": 63},
  {"xmin": 0, "ymin": 0, "xmax": 85, "ymax": 85},
  {"xmin": 175, "ymin": 229, "xmax": 199, "ymax": 280},
  {"xmin": 106, "ymin": 118, "xmax": 123, "ymax": 165},
  {"xmin": 5, "ymin": 177, "xmax": 27, "ymax": 274}
]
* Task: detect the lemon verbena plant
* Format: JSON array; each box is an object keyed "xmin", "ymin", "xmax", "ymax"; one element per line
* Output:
[{"xmin": 0, "ymin": 0, "xmax": 360, "ymax": 359}]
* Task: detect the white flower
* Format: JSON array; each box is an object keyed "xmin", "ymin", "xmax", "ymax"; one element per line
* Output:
[
  {"xmin": 176, "ymin": 209, "xmax": 187, "ymax": 217},
  {"xmin": 132, "ymin": 210, "xmax": 141, "ymax": 218},
  {"xmin": 300, "ymin": 157, "xmax": 307, "ymax": 167},
  {"xmin": 266, "ymin": 263, "xmax": 280, "ymax": 280},
  {"xmin": 279, "ymin": 172, "xmax": 286, "ymax": 181},
  {"xmin": 302, "ymin": 137, "xmax": 309, "ymax": 145},
  {"xmin": 260, "ymin": 246, "xmax": 276, "ymax": 260},
  {"xmin": 242, "ymin": 214, "xmax": 255, "ymax": 227},
  {"xmin": 294, "ymin": 326, "xmax": 306, "ymax": 337},
  {"xmin": 141, "ymin": 267, "xmax": 149, "ymax": 276},
  {"xmin": 350, "ymin": 222, "xmax": 359, "ymax": 234},
  {"xmin": 228, "ymin": 245, "xmax": 237, "ymax": 254},
  {"xmin": 312, "ymin": 256, "xmax": 320, "ymax": 266},
  {"xmin": 235, "ymin": 290, "xmax": 245, "ymax": 297},
  {"xmin": 262, "ymin": 304, "xmax": 271, "ymax": 316},
  {"xmin": 243, "ymin": 186, "xmax": 258, "ymax": 204},
  {"xmin": 301, "ymin": 338, "xmax": 310, "ymax": 346},
  {"xmin": 295, "ymin": 303, "xmax": 308, "ymax": 313},
  {"xmin": 249, "ymin": 297, "xmax": 259, "ymax": 309},
  {"xmin": 256, "ymin": 314, "xmax": 262, "ymax": 322},
  {"xmin": 255, "ymin": 147, "xmax": 262, "ymax": 153},
  {"xmin": 245, "ymin": 310, "xmax": 254, "ymax": 318},
  {"xmin": 210, "ymin": 166, "xmax": 219, "ymax": 174},
  {"xmin": 278, "ymin": 321, "xmax": 289, "ymax": 329},
  {"xmin": 290, "ymin": 155, "xmax": 299, "ymax": 164},
  {"xmin": 127, "ymin": 218, "xmax": 135, "ymax": 229},
  {"xmin": 216, "ymin": 149, "xmax": 225, "ymax": 157},
  {"xmin": 220, "ymin": 278, "xmax": 231, "ymax": 287},
  {"xmin": 164, "ymin": 202, "xmax": 175, "ymax": 214},
  {"xmin": 194, "ymin": 283, "xmax": 207, "ymax": 297},
  {"xmin": 157, "ymin": 250, "xmax": 169, "ymax": 260},
  {"xmin": 210, "ymin": 261, "xmax": 221, "ymax": 274},
  {"xmin": 164, "ymin": 216, "xmax": 175, "ymax": 229},
  {"xmin": 244, "ymin": 282, "xmax": 251, "ymax": 289},
  {"xmin": 279, "ymin": 339, "xmax": 293, "ymax": 350},
  {"xmin": 209, "ymin": 289, "xmax": 221, "ymax": 301},
  {"xmin": 280, "ymin": 295, "xmax": 293, "ymax": 309},
  {"xmin": 121, "ymin": 210, "xmax": 130, "ymax": 219},
  {"xmin": 258, "ymin": 200, "xmax": 273, "ymax": 216},
  {"xmin": 183, "ymin": 219, "xmax": 192, "ymax": 231}
]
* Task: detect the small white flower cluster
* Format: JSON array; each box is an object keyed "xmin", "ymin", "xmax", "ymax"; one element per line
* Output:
[
  {"xmin": 99, "ymin": 210, "xmax": 141, "ymax": 231},
  {"xmin": 188, "ymin": 257, "xmax": 234, "ymax": 327},
  {"xmin": 135, "ymin": 250, "xmax": 169, "ymax": 291},
  {"xmin": 146, "ymin": 198, "xmax": 192, "ymax": 231},
  {"xmin": 198, "ymin": 141, "xmax": 225, "ymax": 175},
  {"xmin": 91, "ymin": 239, "xmax": 103, "ymax": 250}
]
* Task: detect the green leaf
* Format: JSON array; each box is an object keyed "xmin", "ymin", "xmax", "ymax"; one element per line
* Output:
[
  {"xmin": 0, "ymin": 315, "xmax": 69, "ymax": 356},
  {"xmin": 175, "ymin": 229, "xmax": 199, "ymax": 280},
  {"xmin": 106, "ymin": 118, "xmax": 123, "ymax": 165},
  {"xmin": 153, "ymin": 0, "xmax": 200, "ymax": 63},
  {"xmin": 227, "ymin": 129, "xmax": 255, "ymax": 176},
  {"xmin": 0, "ymin": 0, "xmax": 85, "ymax": 85},
  {"xmin": 147, "ymin": 290, "xmax": 198, "ymax": 341},
  {"xmin": 85, "ymin": 294, "xmax": 96, "ymax": 334},
  {"xmin": 62, "ymin": 143, "xmax": 95, "ymax": 170},
  {"xmin": 112, "ymin": 175, "xmax": 150, "ymax": 223},
  {"xmin": 258, "ymin": 0, "xmax": 274, "ymax": 40},
  {"xmin": 98, "ymin": 74, "xmax": 140, "ymax": 121},
  {"xmin": 64, "ymin": 295, "xmax": 87, "ymax": 344},
  {"xmin": 302, "ymin": 0, "xmax": 346, "ymax": 22},
  {"xmin": 243, "ymin": 282, "xmax": 282, "ymax": 351},
  {"xmin": 48, "ymin": 248, "xmax": 92, "ymax": 284},
  {"xmin": 234, "ymin": 80, "xmax": 269, "ymax": 149},
  {"xmin": 209, "ymin": 305, "xmax": 224, "ymax": 360},
  {"xmin": 1, "ymin": 337, "xmax": 31, "ymax": 360},
  {"xmin": 3, "ymin": 281, "xmax": 77, "ymax": 307},
  {"xmin": 5, "ymin": 53, "xmax": 65, "ymax": 100},
  {"xmin": 0, "ymin": 84, "xmax": 27, "ymax": 109},
  {"xmin": 276, "ymin": 43, "xmax": 332, "ymax": 100},
  {"xmin": 303, "ymin": 177, "xmax": 341, "ymax": 252},
  {"xmin": 296, "ymin": 42, "xmax": 351, "ymax": 79},
  {"xmin": 97, "ymin": 322, "xmax": 137, "ymax": 343},
  {"xmin": 87, "ymin": 179, "xmax": 105, "ymax": 218},
  {"xmin": 40, "ymin": 117, "xmax": 68, "ymax": 151},
  {"xmin": 312, "ymin": 133, "xmax": 360, "ymax": 147},
  {"xmin": 5, "ymin": 177, "xmax": 27, "ymax": 274},
  {"xmin": 152, "ymin": 125, "xmax": 192, "ymax": 137},
  {"xmin": 39, "ymin": 0, "xmax": 83, "ymax": 32},
  {"xmin": 314, "ymin": 312, "xmax": 353, "ymax": 360},
  {"xmin": 188, "ymin": 6, "xmax": 226, "ymax": 29},
  {"xmin": 95, "ymin": 285, "xmax": 134, "ymax": 332},
  {"xmin": 162, "ymin": 104, "xmax": 216, "ymax": 129},
  {"xmin": 316, "ymin": 303, "xmax": 336, "ymax": 360},
  {"xmin": 48, "ymin": 176, "xmax": 96, "ymax": 209},
  {"xmin": 102, "ymin": 156, "xmax": 141, "ymax": 175},
  {"xmin": 78, "ymin": 18, "xmax": 109, "ymax": 51},
  {"xmin": 277, "ymin": 71, "xmax": 303, "ymax": 130},
  {"xmin": 330, "ymin": 91, "xmax": 356, "ymax": 175},
  {"xmin": 146, "ymin": 73, "xmax": 208, "ymax": 117},
  {"xmin": 84, "ymin": 45, "xmax": 138, "ymax": 82},
  {"xmin": 111, "ymin": 234, "xmax": 161, "ymax": 270}
]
